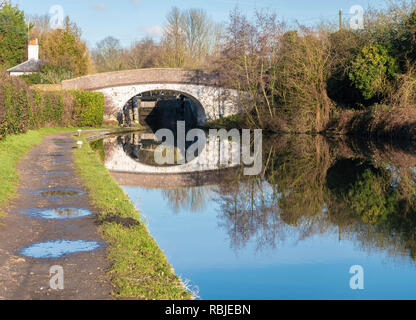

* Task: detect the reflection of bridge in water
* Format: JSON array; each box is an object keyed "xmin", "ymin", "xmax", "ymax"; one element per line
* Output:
[{"xmin": 104, "ymin": 132, "xmax": 241, "ymax": 189}]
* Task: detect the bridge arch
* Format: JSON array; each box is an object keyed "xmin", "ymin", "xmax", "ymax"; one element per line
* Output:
[
  {"xmin": 120, "ymin": 86, "xmax": 207, "ymax": 126},
  {"xmin": 61, "ymin": 68, "xmax": 241, "ymax": 124}
]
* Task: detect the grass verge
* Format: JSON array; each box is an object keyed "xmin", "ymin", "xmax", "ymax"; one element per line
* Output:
[
  {"xmin": 72, "ymin": 135, "xmax": 191, "ymax": 300},
  {"xmin": 0, "ymin": 127, "xmax": 77, "ymax": 214}
]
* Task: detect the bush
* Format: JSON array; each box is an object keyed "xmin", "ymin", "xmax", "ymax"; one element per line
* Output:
[
  {"xmin": 0, "ymin": 73, "xmax": 104, "ymax": 139},
  {"xmin": 326, "ymin": 30, "xmax": 367, "ymax": 108},
  {"xmin": 72, "ymin": 90, "xmax": 104, "ymax": 127},
  {"xmin": 18, "ymin": 73, "xmax": 47, "ymax": 85},
  {"xmin": 394, "ymin": 9, "xmax": 416, "ymax": 68},
  {"xmin": 0, "ymin": 75, "xmax": 32, "ymax": 138},
  {"xmin": 275, "ymin": 30, "xmax": 333, "ymax": 132},
  {"xmin": 348, "ymin": 44, "xmax": 398, "ymax": 101},
  {"xmin": 40, "ymin": 92, "xmax": 65, "ymax": 126}
]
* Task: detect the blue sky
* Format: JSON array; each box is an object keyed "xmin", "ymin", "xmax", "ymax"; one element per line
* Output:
[{"xmin": 15, "ymin": 0, "xmax": 386, "ymax": 48}]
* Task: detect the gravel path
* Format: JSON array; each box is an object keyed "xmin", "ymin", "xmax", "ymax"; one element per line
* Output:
[{"xmin": 0, "ymin": 132, "xmax": 113, "ymax": 300}]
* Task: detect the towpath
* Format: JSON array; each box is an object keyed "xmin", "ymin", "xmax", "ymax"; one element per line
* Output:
[{"xmin": 0, "ymin": 132, "xmax": 113, "ymax": 299}]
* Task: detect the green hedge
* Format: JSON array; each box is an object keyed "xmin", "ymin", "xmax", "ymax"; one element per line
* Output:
[
  {"xmin": 72, "ymin": 90, "xmax": 105, "ymax": 127},
  {"xmin": 0, "ymin": 74, "xmax": 104, "ymax": 139}
]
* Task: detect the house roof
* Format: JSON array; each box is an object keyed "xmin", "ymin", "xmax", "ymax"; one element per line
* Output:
[{"xmin": 7, "ymin": 59, "xmax": 45, "ymax": 73}]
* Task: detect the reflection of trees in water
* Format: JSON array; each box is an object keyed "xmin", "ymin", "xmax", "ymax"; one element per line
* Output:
[
  {"xmin": 107, "ymin": 132, "xmax": 416, "ymax": 260},
  {"xmin": 323, "ymin": 138, "xmax": 416, "ymax": 261},
  {"xmin": 214, "ymin": 134, "xmax": 416, "ymax": 260},
  {"xmin": 214, "ymin": 135, "xmax": 334, "ymax": 252},
  {"xmin": 265, "ymin": 135, "xmax": 331, "ymax": 226},
  {"xmin": 161, "ymin": 186, "xmax": 208, "ymax": 213},
  {"xmin": 215, "ymin": 178, "xmax": 283, "ymax": 252}
]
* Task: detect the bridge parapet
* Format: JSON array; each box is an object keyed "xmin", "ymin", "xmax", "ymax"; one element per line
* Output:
[{"xmin": 62, "ymin": 68, "xmax": 222, "ymax": 91}]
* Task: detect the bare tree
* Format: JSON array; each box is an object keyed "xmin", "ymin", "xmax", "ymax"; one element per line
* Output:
[
  {"xmin": 123, "ymin": 38, "xmax": 162, "ymax": 69},
  {"xmin": 217, "ymin": 8, "xmax": 286, "ymax": 128},
  {"xmin": 159, "ymin": 7, "xmax": 186, "ymax": 67},
  {"xmin": 27, "ymin": 14, "xmax": 51, "ymax": 41},
  {"xmin": 92, "ymin": 36, "xmax": 124, "ymax": 72},
  {"xmin": 159, "ymin": 7, "xmax": 221, "ymax": 68}
]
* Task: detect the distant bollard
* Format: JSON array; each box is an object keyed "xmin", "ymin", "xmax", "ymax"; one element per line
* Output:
[
  {"xmin": 77, "ymin": 141, "xmax": 83, "ymax": 148},
  {"xmin": 77, "ymin": 129, "xmax": 82, "ymax": 137}
]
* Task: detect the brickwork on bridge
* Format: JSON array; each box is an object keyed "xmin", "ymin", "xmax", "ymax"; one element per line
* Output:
[
  {"xmin": 61, "ymin": 68, "xmax": 222, "ymax": 91},
  {"xmin": 61, "ymin": 68, "xmax": 241, "ymax": 123}
]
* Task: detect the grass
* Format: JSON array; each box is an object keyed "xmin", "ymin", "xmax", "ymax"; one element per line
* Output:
[
  {"xmin": 0, "ymin": 127, "xmax": 77, "ymax": 214},
  {"xmin": 0, "ymin": 126, "xmax": 189, "ymax": 299},
  {"xmin": 72, "ymin": 135, "xmax": 191, "ymax": 300},
  {"xmin": 0, "ymin": 125, "xmax": 124, "ymax": 215}
]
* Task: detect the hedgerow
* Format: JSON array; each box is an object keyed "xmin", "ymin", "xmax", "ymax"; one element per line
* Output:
[
  {"xmin": 72, "ymin": 90, "xmax": 105, "ymax": 127},
  {"xmin": 0, "ymin": 73, "xmax": 104, "ymax": 139}
]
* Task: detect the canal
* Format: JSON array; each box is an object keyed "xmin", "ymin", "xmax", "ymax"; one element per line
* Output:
[{"xmin": 91, "ymin": 130, "xmax": 416, "ymax": 300}]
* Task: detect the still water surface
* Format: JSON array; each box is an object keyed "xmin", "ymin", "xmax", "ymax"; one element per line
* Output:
[
  {"xmin": 20, "ymin": 240, "xmax": 100, "ymax": 259},
  {"xmin": 96, "ymin": 132, "xmax": 416, "ymax": 299}
]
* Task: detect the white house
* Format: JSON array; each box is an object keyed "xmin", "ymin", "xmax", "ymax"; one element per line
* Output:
[{"xmin": 7, "ymin": 39, "xmax": 45, "ymax": 76}]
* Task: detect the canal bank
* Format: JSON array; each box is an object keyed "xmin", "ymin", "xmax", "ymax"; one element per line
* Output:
[
  {"xmin": 0, "ymin": 129, "xmax": 191, "ymax": 300},
  {"xmin": 73, "ymin": 133, "xmax": 191, "ymax": 299}
]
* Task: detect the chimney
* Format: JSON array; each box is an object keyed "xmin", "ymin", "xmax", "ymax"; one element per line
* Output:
[{"xmin": 28, "ymin": 39, "xmax": 39, "ymax": 61}]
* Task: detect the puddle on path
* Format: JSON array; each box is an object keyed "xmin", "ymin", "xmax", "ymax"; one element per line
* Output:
[
  {"xmin": 33, "ymin": 189, "xmax": 86, "ymax": 198},
  {"xmin": 43, "ymin": 171, "xmax": 71, "ymax": 175},
  {"xmin": 53, "ymin": 141, "xmax": 73, "ymax": 147},
  {"xmin": 52, "ymin": 139, "xmax": 70, "ymax": 144},
  {"xmin": 20, "ymin": 240, "xmax": 100, "ymax": 259},
  {"xmin": 52, "ymin": 160, "xmax": 71, "ymax": 164},
  {"xmin": 48, "ymin": 153, "xmax": 66, "ymax": 157},
  {"xmin": 22, "ymin": 208, "xmax": 93, "ymax": 219},
  {"xmin": 40, "ymin": 190, "xmax": 83, "ymax": 197}
]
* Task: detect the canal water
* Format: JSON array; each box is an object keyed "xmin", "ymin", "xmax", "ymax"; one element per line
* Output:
[{"xmin": 93, "ymin": 131, "xmax": 416, "ymax": 300}]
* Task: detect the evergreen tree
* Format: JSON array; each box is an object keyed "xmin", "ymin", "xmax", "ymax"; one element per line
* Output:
[{"xmin": 0, "ymin": 4, "xmax": 28, "ymax": 69}]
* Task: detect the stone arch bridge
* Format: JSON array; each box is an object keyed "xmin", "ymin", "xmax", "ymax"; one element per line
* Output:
[{"xmin": 62, "ymin": 68, "xmax": 241, "ymax": 125}]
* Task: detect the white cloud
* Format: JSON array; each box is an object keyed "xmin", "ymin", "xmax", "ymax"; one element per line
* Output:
[
  {"xmin": 129, "ymin": 0, "xmax": 141, "ymax": 6},
  {"xmin": 140, "ymin": 25, "xmax": 164, "ymax": 38},
  {"xmin": 90, "ymin": 2, "xmax": 107, "ymax": 11}
]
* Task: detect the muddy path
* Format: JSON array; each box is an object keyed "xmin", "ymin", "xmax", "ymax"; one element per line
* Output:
[{"xmin": 0, "ymin": 132, "xmax": 113, "ymax": 300}]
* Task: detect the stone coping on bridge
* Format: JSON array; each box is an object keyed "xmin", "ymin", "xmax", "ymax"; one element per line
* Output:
[{"xmin": 62, "ymin": 68, "xmax": 224, "ymax": 91}]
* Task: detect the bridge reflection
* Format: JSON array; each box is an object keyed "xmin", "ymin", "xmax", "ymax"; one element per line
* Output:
[{"xmin": 103, "ymin": 131, "xmax": 242, "ymax": 189}]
